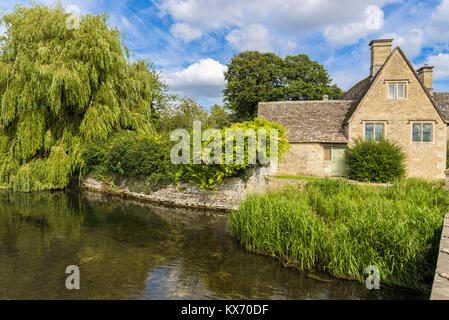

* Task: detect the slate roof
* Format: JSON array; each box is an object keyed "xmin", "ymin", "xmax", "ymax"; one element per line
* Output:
[
  {"xmin": 433, "ymin": 92, "xmax": 449, "ymax": 122},
  {"xmin": 258, "ymin": 100, "xmax": 357, "ymax": 143},
  {"xmin": 258, "ymin": 47, "xmax": 449, "ymax": 144},
  {"xmin": 339, "ymin": 77, "xmax": 371, "ymax": 103}
]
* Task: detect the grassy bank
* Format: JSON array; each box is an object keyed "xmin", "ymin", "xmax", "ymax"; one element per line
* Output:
[{"xmin": 230, "ymin": 179, "xmax": 449, "ymax": 291}]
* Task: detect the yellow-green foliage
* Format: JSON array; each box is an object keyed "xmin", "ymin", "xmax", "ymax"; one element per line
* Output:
[
  {"xmin": 0, "ymin": 4, "xmax": 157, "ymax": 191},
  {"xmin": 177, "ymin": 118, "xmax": 290, "ymax": 190}
]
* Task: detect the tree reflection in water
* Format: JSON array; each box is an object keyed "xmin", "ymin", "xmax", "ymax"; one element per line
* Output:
[{"xmin": 0, "ymin": 191, "xmax": 426, "ymax": 300}]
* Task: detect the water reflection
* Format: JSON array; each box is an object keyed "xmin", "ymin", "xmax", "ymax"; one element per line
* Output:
[{"xmin": 0, "ymin": 190, "xmax": 426, "ymax": 300}]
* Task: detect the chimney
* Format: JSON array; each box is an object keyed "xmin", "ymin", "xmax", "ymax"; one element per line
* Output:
[
  {"xmin": 417, "ymin": 65, "xmax": 434, "ymax": 96},
  {"xmin": 323, "ymin": 94, "xmax": 329, "ymax": 101},
  {"xmin": 369, "ymin": 39, "xmax": 393, "ymax": 78}
]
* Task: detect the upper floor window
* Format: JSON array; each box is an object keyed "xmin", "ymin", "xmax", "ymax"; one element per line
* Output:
[
  {"xmin": 388, "ymin": 82, "xmax": 406, "ymax": 99},
  {"xmin": 365, "ymin": 123, "xmax": 385, "ymax": 141},
  {"xmin": 412, "ymin": 123, "xmax": 433, "ymax": 142}
]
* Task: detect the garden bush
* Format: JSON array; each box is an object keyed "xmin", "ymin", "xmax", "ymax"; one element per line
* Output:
[
  {"xmin": 176, "ymin": 118, "xmax": 290, "ymax": 189},
  {"xmin": 85, "ymin": 119, "xmax": 289, "ymax": 191},
  {"xmin": 346, "ymin": 138, "xmax": 406, "ymax": 183},
  {"xmin": 85, "ymin": 131, "xmax": 176, "ymax": 191}
]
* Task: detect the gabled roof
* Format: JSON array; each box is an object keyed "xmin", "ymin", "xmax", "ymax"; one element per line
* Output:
[
  {"xmin": 257, "ymin": 44, "xmax": 449, "ymax": 145},
  {"xmin": 347, "ymin": 47, "xmax": 448, "ymax": 124},
  {"xmin": 433, "ymin": 92, "xmax": 449, "ymax": 122},
  {"xmin": 258, "ymin": 100, "xmax": 357, "ymax": 143},
  {"xmin": 339, "ymin": 77, "xmax": 371, "ymax": 103}
]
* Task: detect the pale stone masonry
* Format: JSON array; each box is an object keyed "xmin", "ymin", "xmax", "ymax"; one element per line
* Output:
[
  {"xmin": 430, "ymin": 213, "xmax": 449, "ymax": 300},
  {"xmin": 81, "ymin": 166, "xmax": 273, "ymax": 211},
  {"xmin": 259, "ymin": 39, "xmax": 449, "ymax": 180}
]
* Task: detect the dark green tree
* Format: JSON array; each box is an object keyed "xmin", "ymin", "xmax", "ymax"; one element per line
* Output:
[
  {"xmin": 282, "ymin": 54, "xmax": 344, "ymax": 101},
  {"xmin": 223, "ymin": 51, "xmax": 284, "ymax": 121},
  {"xmin": 223, "ymin": 51, "xmax": 344, "ymax": 121},
  {"xmin": 0, "ymin": 4, "xmax": 160, "ymax": 191}
]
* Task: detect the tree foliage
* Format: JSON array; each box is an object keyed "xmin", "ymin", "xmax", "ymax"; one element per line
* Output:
[
  {"xmin": 0, "ymin": 4, "xmax": 160, "ymax": 191},
  {"xmin": 157, "ymin": 97, "xmax": 232, "ymax": 133},
  {"xmin": 85, "ymin": 130, "xmax": 177, "ymax": 191},
  {"xmin": 223, "ymin": 51, "xmax": 344, "ymax": 121},
  {"xmin": 156, "ymin": 97, "xmax": 209, "ymax": 133},
  {"xmin": 177, "ymin": 118, "xmax": 290, "ymax": 190}
]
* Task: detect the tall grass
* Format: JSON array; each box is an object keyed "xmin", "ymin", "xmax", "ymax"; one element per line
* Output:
[{"xmin": 230, "ymin": 178, "xmax": 449, "ymax": 290}]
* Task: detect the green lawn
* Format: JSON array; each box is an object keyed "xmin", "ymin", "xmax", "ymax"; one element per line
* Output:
[{"xmin": 274, "ymin": 175, "xmax": 323, "ymax": 181}]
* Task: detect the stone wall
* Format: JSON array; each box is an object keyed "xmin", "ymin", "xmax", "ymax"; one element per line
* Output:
[
  {"xmin": 274, "ymin": 143, "xmax": 332, "ymax": 177},
  {"xmin": 430, "ymin": 213, "xmax": 449, "ymax": 300},
  {"xmin": 81, "ymin": 166, "xmax": 273, "ymax": 212},
  {"xmin": 348, "ymin": 48, "xmax": 447, "ymax": 180}
]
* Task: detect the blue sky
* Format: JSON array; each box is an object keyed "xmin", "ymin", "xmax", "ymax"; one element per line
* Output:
[{"xmin": 1, "ymin": 0, "xmax": 449, "ymax": 107}]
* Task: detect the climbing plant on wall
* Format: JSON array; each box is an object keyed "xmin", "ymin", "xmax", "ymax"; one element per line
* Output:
[{"xmin": 0, "ymin": 4, "xmax": 158, "ymax": 191}]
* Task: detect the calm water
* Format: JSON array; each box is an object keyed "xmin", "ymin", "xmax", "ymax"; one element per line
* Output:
[{"xmin": 0, "ymin": 190, "xmax": 426, "ymax": 300}]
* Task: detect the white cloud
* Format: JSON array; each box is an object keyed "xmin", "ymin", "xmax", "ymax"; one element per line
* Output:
[
  {"xmin": 426, "ymin": 53, "xmax": 449, "ymax": 80},
  {"xmin": 332, "ymin": 68, "xmax": 366, "ymax": 91},
  {"xmin": 382, "ymin": 29, "xmax": 424, "ymax": 59},
  {"xmin": 323, "ymin": 5, "xmax": 384, "ymax": 46},
  {"xmin": 162, "ymin": 58, "xmax": 227, "ymax": 98},
  {"xmin": 156, "ymin": 0, "xmax": 248, "ymax": 31},
  {"xmin": 118, "ymin": 16, "xmax": 142, "ymax": 38},
  {"xmin": 286, "ymin": 41, "xmax": 297, "ymax": 50},
  {"xmin": 171, "ymin": 23, "xmax": 202, "ymax": 42},
  {"xmin": 269, "ymin": 0, "xmax": 391, "ymax": 33},
  {"xmin": 427, "ymin": 0, "xmax": 449, "ymax": 42},
  {"xmin": 156, "ymin": 0, "xmax": 397, "ymax": 49},
  {"xmin": 226, "ymin": 24, "xmax": 273, "ymax": 52}
]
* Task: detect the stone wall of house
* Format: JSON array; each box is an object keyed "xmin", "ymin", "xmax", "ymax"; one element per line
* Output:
[
  {"xmin": 274, "ymin": 143, "xmax": 332, "ymax": 177},
  {"xmin": 81, "ymin": 166, "xmax": 273, "ymax": 211},
  {"xmin": 348, "ymin": 49, "xmax": 447, "ymax": 180}
]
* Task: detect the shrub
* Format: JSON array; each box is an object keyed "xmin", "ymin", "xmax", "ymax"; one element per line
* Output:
[
  {"xmin": 230, "ymin": 178, "xmax": 449, "ymax": 290},
  {"xmin": 176, "ymin": 118, "xmax": 290, "ymax": 189},
  {"xmin": 85, "ymin": 131, "xmax": 176, "ymax": 191},
  {"xmin": 85, "ymin": 119, "xmax": 289, "ymax": 191},
  {"xmin": 346, "ymin": 138, "xmax": 406, "ymax": 183}
]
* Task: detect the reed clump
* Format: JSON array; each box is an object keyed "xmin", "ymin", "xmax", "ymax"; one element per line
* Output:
[{"xmin": 230, "ymin": 178, "xmax": 449, "ymax": 290}]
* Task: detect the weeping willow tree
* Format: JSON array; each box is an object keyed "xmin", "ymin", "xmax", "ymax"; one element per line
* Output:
[{"xmin": 0, "ymin": 4, "xmax": 158, "ymax": 191}]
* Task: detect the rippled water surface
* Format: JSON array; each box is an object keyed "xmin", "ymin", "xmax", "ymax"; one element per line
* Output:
[{"xmin": 0, "ymin": 190, "xmax": 426, "ymax": 300}]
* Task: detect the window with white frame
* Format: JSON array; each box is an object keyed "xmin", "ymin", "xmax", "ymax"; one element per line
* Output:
[
  {"xmin": 388, "ymin": 82, "xmax": 406, "ymax": 99},
  {"xmin": 365, "ymin": 123, "xmax": 385, "ymax": 141},
  {"xmin": 412, "ymin": 123, "xmax": 433, "ymax": 142}
]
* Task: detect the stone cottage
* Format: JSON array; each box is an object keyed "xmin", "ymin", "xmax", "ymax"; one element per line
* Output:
[{"xmin": 258, "ymin": 39, "xmax": 449, "ymax": 180}]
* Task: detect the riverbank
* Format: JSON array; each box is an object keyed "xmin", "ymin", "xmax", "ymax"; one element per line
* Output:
[
  {"xmin": 431, "ymin": 213, "xmax": 449, "ymax": 299},
  {"xmin": 230, "ymin": 178, "xmax": 449, "ymax": 292},
  {"xmin": 80, "ymin": 166, "xmax": 273, "ymax": 211},
  {"xmin": 79, "ymin": 172, "xmax": 448, "ymax": 293}
]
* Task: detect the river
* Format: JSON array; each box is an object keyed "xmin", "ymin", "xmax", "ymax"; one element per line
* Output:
[{"xmin": 0, "ymin": 190, "xmax": 426, "ymax": 299}]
